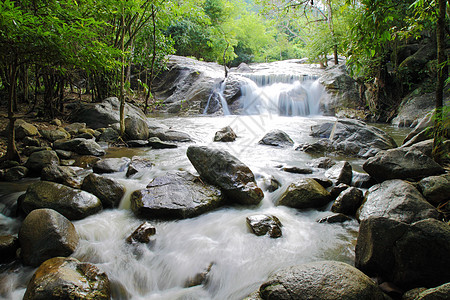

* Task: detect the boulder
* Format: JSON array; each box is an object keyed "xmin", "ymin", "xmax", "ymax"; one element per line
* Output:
[
  {"xmin": 413, "ymin": 283, "xmax": 450, "ymax": 300},
  {"xmin": 246, "ymin": 214, "xmax": 282, "ymax": 238},
  {"xmin": 148, "ymin": 127, "xmax": 192, "ymax": 142},
  {"xmin": 325, "ymin": 161, "xmax": 353, "ymax": 185},
  {"xmin": 55, "ymin": 149, "xmax": 72, "ymax": 159},
  {"xmin": 185, "ymin": 263, "xmax": 213, "ymax": 288},
  {"xmin": 23, "ymin": 146, "xmax": 52, "ymax": 157},
  {"xmin": 363, "ymin": 148, "xmax": 444, "ymax": 181},
  {"xmin": 331, "ymin": 187, "xmax": 364, "ymax": 216},
  {"xmin": 126, "ymin": 222, "xmax": 156, "ymax": 244},
  {"xmin": 21, "ymin": 181, "xmax": 102, "ymax": 220},
  {"xmin": 351, "ymin": 171, "xmax": 376, "ymax": 189},
  {"xmin": 23, "ymin": 136, "xmax": 41, "ymax": 147},
  {"xmin": 418, "ymin": 174, "xmax": 450, "ymax": 205},
  {"xmin": 282, "ymin": 166, "xmax": 313, "ymax": 174},
  {"xmin": 276, "ymin": 178, "xmax": 331, "ymax": 209},
  {"xmin": 357, "ymin": 180, "xmax": 440, "ymax": 224},
  {"xmin": 41, "ymin": 165, "xmax": 86, "ymax": 188},
  {"xmin": 259, "ymin": 130, "xmax": 294, "ymax": 147},
  {"xmin": 310, "ymin": 119, "xmax": 397, "ymax": 157},
  {"xmin": 18, "ymin": 209, "xmax": 79, "ymax": 266},
  {"xmin": 125, "ymin": 116, "xmax": 149, "ymax": 140},
  {"xmin": 23, "ymin": 257, "xmax": 111, "ymax": 300},
  {"xmin": 317, "ymin": 213, "xmax": 352, "ymax": 224},
  {"xmin": 402, "ymin": 139, "xmax": 433, "ymax": 157},
  {"xmin": 97, "ymin": 127, "xmax": 119, "ymax": 142},
  {"xmin": 71, "ymin": 97, "xmax": 146, "ymax": 129},
  {"xmin": 0, "ymin": 235, "xmax": 19, "ymax": 262},
  {"xmin": 14, "ymin": 120, "xmax": 39, "ymax": 139},
  {"xmin": 258, "ymin": 261, "xmax": 385, "ymax": 300},
  {"xmin": 39, "ymin": 128, "xmax": 70, "ymax": 142},
  {"xmin": 3, "ymin": 166, "xmax": 28, "ymax": 181},
  {"xmin": 392, "ymin": 93, "xmax": 440, "ymax": 127},
  {"xmin": 126, "ymin": 140, "xmax": 149, "ymax": 147},
  {"xmin": 64, "ymin": 122, "xmax": 86, "ymax": 135},
  {"xmin": 93, "ymin": 157, "xmax": 131, "ymax": 174},
  {"xmin": 214, "ymin": 126, "xmax": 237, "ymax": 142},
  {"xmin": 403, "ymin": 113, "xmax": 433, "ymax": 145},
  {"xmin": 131, "ymin": 172, "xmax": 225, "ymax": 219},
  {"xmin": 54, "ymin": 138, "xmax": 106, "ymax": 156},
  {"xmin": 25, "ymin": 150, "xmax": 60, "ymax": 174},
  {"xmin": 260, "ymin": 176, "xmax": 281, "ymax": 193},
  {"xmin": 126, "ymin": 156, "xmax": 154, "ymax": 178},
  {"xmin": 186, "ymin": 146, "xmax": 264, "ymax": 205},
  {"xmin": 81, "ymin": 173, "xmax": 126, "ymax": 208},
  {"xmin": 309, "ymin": 157, "xmax": 336, "ymax": 169},
  {"xmin": 147, "ymin": 137, "xmax": 177, "ymax": 149},
  {"xmin": 330, "ymin": 183, "xmax": 350, "ymax": 198},
  {"xmin": 297, "ymin": 139, "xmax": 333, "ymax": 155}
]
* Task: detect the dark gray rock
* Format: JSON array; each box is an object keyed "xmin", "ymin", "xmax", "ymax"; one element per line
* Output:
[
  {"xmin": 93, "ymin": 157, "xmax": 131, "ymax": 174},
  {"xmin": 126, "ymin": 156, "xmax": 154, "ymax": 178},
  {"xmin": 357, "ymin": 180, "xmax": 440, "ymax": 224},
  {"xmin": 3, "ymin": 166, "xmax": 28, "ymax": 181},
  {"xmin": 317, "ymin": 213, "xmax": 352, "ymax": 223},
  {"xmin": 54, "ymin": 138, "xmax": 106, "ymax": 156},
  {"xmin": 259, "ymin": 130, "xmax": 294, "ymax": 147},
  {"xmin": 23, "ymin": 257, "xmax": 111, "ymax": 300},
  {"xmin": 64, "ymin": 122, "xmax": 86, "ymax": 135},
  {"xmin": 310, "ymin": 119, "xmax": 397, "ymax": 157},
  {"xmin": 21, "ymin": 181, "xmax": 102, "ymax": 220},
  {"xmin": 126, "ymin": 140, "xmax": 149, "ymax": 147},
  {"xmin": 331, "ymin": 187, "xmax": 364, "ymax": 216},
  {"xmin": 214, "ymin": 126, "xmax": 237, "ymax": 142},
  {"xmin": 413, "ymin": 283, "xmax": 450, "ymax": 300},
  {"xmin": 312, "ymin": 177, "xmax": 333, "ymax": 189},
  {"xmin": 351, "ymin": 171, "xmax": 376, "ymax": 189},
  {"xmin": 392, "ymin": 93, "xmax": 439, "ymax": 127},
  {"xmin": 41, "ymin": 165, "xmax": 86, "ymax": 188},
  {"xmin": 330, "ymin": 183, "xmax": 350, "ymax": 198},
  {"xmin": 325, "ymin": 161, "xmax": 353, "ymax": 185},
  {"xmin": 39, "ymin": 128, "xmax": 70, "ymax": 142},
  {"xmin": 25, "ymin": 150, "xmax": 60, "ymax": 174},
  {"xmin": 261, "ymin": 176, "xmax": 281, "ymax": 193},
  {"xmin": 81, "ymin": 173, "xmax": 125, "ymax": 208},
  {"xmin": 131, "ymin": 172, "xmax": 225, "ymax": 219},
  {"xmin": 55, "ymin": 149, "xmax": 72, "ymax": 159},
  {"xmin": 18, "ymin": 208, "xmax": 79, "ymax": 266},
  {"xmin": 276, "ymin": 178, "xmax": 331, "ymax": 209},
  {"xmin": 148, "ymin": 128, "xmax": 192, "ymax": 142},
  {"xmin": 125, "ymin": 116, "xmax": 149, "ymax": 140},
  {"xmin": 187, "ymin": 146, "xmax": 264, "ymax": 205},
  {"xmin": 309, "ymin": 157, "xmax": 336, "ymax": 169},
  {"xmin": 147, "ymin": 137, "xmax": 177, "ymax": 149},
  {"xmin": 0, "ymin": 235, "xmax": 19, "ymax": 262},
  {"xmin": 97, "ymin": 127, "xmax": 119, "ymax": 142},
  {"xmin": 402, "ymin": 139, "xmax": 433, "ymax": 157},
  {"xmin": 14, "ymin": 120, "xmax": 39, "ymax": 140},
  {"xmin": 74, "ymin": 132, "xmax": 95, "ymax": 139},
  {"xmin": 23, "ymin": 146, "xmax": 52, "ymax": 157},
  {"xmin": 258, "ymin": 261, "xmax": 385, "ymax": 300},
  {"xmin": 246, "ymin": 215, "xmax": 282, "ymax": 238},
  {"xmin": 282, "ymin": 166, "xmax": 313, "ymax": 174},
  {"xmin": 126, "ymin": 222, "xmax": 156, "ymax": 244},
  {"xmin": 363, "ymin": 148, "xmax": 444, "ymax": 181},
  {"xmin": 418, "ymin": 174, "xmax": 450, "ymax": 205},
  {"xmin": 297, "ymin": 139, "xmax": 334, "ymax": 155},
  {"xmin": 23, "ymin": 136, "xmax": 40, "ymax": 147}
]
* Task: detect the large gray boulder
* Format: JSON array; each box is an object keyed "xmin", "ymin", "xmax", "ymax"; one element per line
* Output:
[
  {"xmin": 54, "ymin": 138, "xmax": 106, "ymax": 156},
  {"xmin": 25, "ymin": 150, "xmax": 60, "ymax": 174},
  {"xmin": 41, "ymin": 165, "xmax": 88, "ymax": 188},
  {"xmin": 21, "ymin": 181, "xmax": 102, "ymax": 220},
  {"xmin": 39, "ymin": 128, "xmax": 70, "ymax": 142},
  {"xmin": 259, "ymin": 130, "xmax": 294, "ymax": 147},
  {"xmin": 257, "ymin": 261, "xmax": 385, "ymax": 300},
  {"xmin": 131, "ymin": 172, "xmax": 225, "ymax": 219},
  {"xmin": 392, "ymin": 93, "xmax": 442, "ymax": 127},
  {"xmin": 356, "ymin": 217, "xmax": 450, "ymax": 290},
  {"xmin": 23, "ymin": 257, "xmax": 111, "ymax": 300},
  {"xmin": 125, "ymin": 116, "xmax": 149, "ymax": 140},
  {"xmin": 276, "ymin": 178, "xmax": 331, "ymax": 209},
  {"xmin": 93, "ymin": 157, "xmax": 131, "ymax": 174},
  {"xmin": 357, "ymin": 180, "xmax": 440, "ymax": 224},
  {"xmin": 331, "ymin": 187, "xmax": 364, "ymax": 216},
  {"xmin": 14, "ymin": 120, "xmax": 39, "ymax": 140},
  {"xmin": 363, "ymin": 148, "xmax": 444, "ymax": 181},
  {"xmin": 246, "ymin": 214, "xmax": 282, "ymax": 238},
  {"xmin": 186, "ymin": 146, "xmax": 264, "ymax": 205},
  {"xmin": 418, "ymin": 174, "xmax": 450, "ymax": 205},
  {"xmin": 309, "ymin": 119, "xmax": 397, "ymax": 158},
  {"xmin": 411, "ymin": 283, "xmax": 450, "ymax": 300},
  {"xmin": 18, "ymin": 209, "xmax": 79, "ymax": 266},
  {"xmin": 81, "ymin": 173, "xmax": 126, "ymax": 208},
  {"xmin": 214, "ymin": 126, "xmax": 237, "ymax": 142}
]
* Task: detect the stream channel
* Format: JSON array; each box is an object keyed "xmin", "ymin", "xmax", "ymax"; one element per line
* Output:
[{"xmin": 0, "ymin": 73, "xmax": 411, "ymax": 300}]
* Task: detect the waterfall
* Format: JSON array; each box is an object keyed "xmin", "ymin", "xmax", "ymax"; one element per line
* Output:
[
  {"xmin": 203, "ymin": 80, "xmax": 230, "ymax": 115},
  {"xmin": 238, "ymin": 73, "xmax": 324, "ymax": 116}
]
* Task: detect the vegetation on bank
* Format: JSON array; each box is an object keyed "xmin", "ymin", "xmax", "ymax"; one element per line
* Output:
[{"xmin": 0, "ymin": 0, "xmax": 448, "ymax": 162}]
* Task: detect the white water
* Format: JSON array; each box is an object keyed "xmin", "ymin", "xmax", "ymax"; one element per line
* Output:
[{"xmin": 0, "ymin": 115, "xmax": 359, "ymax": 300}]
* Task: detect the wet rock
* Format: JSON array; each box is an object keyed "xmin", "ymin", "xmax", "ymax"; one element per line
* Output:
[
  {"xmin": 186, "ymin": 145, "xmax": 264, "ymax": 205},
  {"xmin": 363, "ymin": 148, "xmax": 444, "ymax": 182},
  {"xmin": 82, "ymin": 173, "xmax": 125, "ymax": 208},
  {"xmin": 297, "ymin": 139, "xmax": 333, "ymax": 155},
  {"xmin": 23, "ymin": 136, "xmax": 41, "ymax": 147},
  {"xmin": 259, "ymin": 130, "xmax": 294, "ymax": 147},
  {"xmin": 97, "ymin": 127, "xmax": 119, "ymax": 142},
  {"xmin": 282, "ymin": 166, "xmax": 313, "ymax": 174},
  {"xmin": 310, "ymin": 119, "xmax": 397, "ymax": 157},
  {"xmin": 0, "ymin": 235, "xmax": 19, "ymax": 262},
  {"xmin": 357, "ymin": 180, "xmax": 440, "ymax": 224},
  {"xmin": 14, "ymin": 120, "xmax": 39, "ymax": 140},
  {"xmin": 276, "ymin": 178, "xmax": 331, "ymax": 209},
  {"xmin": 41, "ymin": 165, "xmax": 86, "ymax": 188},
  {"xmin": 309, "ymin": 157, "xmax": 336, "ymax": 169},
  {"xmin": 54, "ymin": 138, "xmax": 106, "ymax": 156},
  {"xmin": 55, "ymin": 149, "xmax": 72, "ymax": 159},
  {"xmin": 148, "ymin": 128, "xmax": 193, "ymax": 142},
  {"xmin": 74, "ymin": 132, "xmax": 95, "ymax": 139},
  {"xmin": 25, "ymin": 150, "xmax": 60, "ymax": 174},
  {"xmin": 356, "ymin": 217, "xmax": 450, "ymax": 290},
  {"xmin": 418, "ymin": 174, "xmax": 450, "ymax": 205},
  {"xmin": 147, "ymin": 137, "xmax": 177, "ymax": 149},
  {"xmin": 351, "ymin": 171, "xmax": 376, "ymax": 189},
  {"xmin": 126, "ymin": 140, "xmax": 149, "ymax": 147},
  {"xmin": 3, "ymin": 166, "xmax": 28, "ymax": 181},
  {"xmin": 214, "ymin": 126, "xmax": 237, "ymax": 142},
  {"xmin": 73, "ymin": 155, "xmax": 101, "ymax": 168},
  {"xmin": 401, "ymin": 139, "xmax": 434, "ymax": 158},
  {"xmin": 125, "ymin": 116, "xmax": 149, "ymax": 140},
  {"xmin": 18, "ymin": 208, "xmax": 79, "ymax": 266},
  {"xmin": 317, "ymin": 213, "xmax": 352, "ymax": 224},
  {"xmin": 413, "ymin": 282, "xmax": 450, "ymax": 300},
  {"xmin": 93, "ymin": 157, "xmax": 131, "ymax": 174},
  {"xmin": 39, "ymin": 128, "xmax": 70, "ymax": 142},
  {"xmin": 261, "ymin": 176, "xmax": 281, "ymax": 193},
  {"xmin": 23, "ymin": 146, "xmax": 52, "ymax": 157},
  {"xmin": 23, "ymin": 257, "xmax": 111, "ymax": 300},
  {"xmin": 392, "ymin": 92, "xmax": 439, "ymax": 127},
  {"xmin": 185, "ymin": 263, "xmax": 213, "ymax": 288},
  {"xmin": 131, "ymin": 172, "xmax": 225, "ymax": 219},
  {"xmin": 126, "ymin": 222, "xmax": 156, "ymax": 244},
  {"xmin": 246, "ymin": 214, "xmax": 282, "ymax": 238},
  {"xmin": 126, "ymin": 156, "xmax": 154, "ymax": 178},
  {"xmin": 258, "ymin": 261, "xmax": 385, "ymax": 300},
  {"xmin": 330, "ymin": 183, "xmax": 350, "ymax": 198},
  {"xmin": 312, "ymin": 177, "xmax": 333, "ymax": 188},
  {"xmin": 325, "ymin": 162, "xmax": 352, "ymax": 185},
  {"xmin": 64, "ymin": 122, "xmax": 86, "ymax": 135},
  {"xmin": 331, "ymin": 187, "xmax": 364, "ymax": 216},
  {"xmin": 21, "ymin": 181, "xmax": 102, "ymax": 220}
]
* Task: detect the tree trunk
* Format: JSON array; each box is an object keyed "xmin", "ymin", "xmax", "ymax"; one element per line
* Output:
[
  {"xmin": 145, "ymin": 4, "xmax": 158, "ymax": 114},
  {"xmin": 326, "ymin": 0, "xmax": 338, "ymax": 65},
  {"xmin": 4, "ymin": 63, "xmax": 21, "ymax": 162},
  {"xmin": 119, "ymin": 9, "xmax": 126, "ymax": 139}
]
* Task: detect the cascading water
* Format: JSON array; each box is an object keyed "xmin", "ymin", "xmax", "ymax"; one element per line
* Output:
[{"xmin": 203, "ymin": 80, "xmax": 230, "ymax": 115}]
